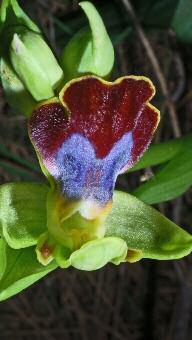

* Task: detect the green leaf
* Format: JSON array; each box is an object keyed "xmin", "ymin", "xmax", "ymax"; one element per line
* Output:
[
  {"xmin": 135, "ymin": 0, "xmax": 192, "ymax": 44},
  {"xmin": 129, "ymin": 136, "xmax": 183, "ymax": 172},
  {"xmin": 135, "ymin": 0, "xmax": 179, "ymax": 28},
  {"xmin": 105, "ymin": 191, "xmax": 192, "ymax": 260},
  {"xmin": 133, "ymin": 135, "xmax": 192, "ymax": 204},
  {"xmin": 60, "ymin": 1, "xmax": 114, "ymax": 81},
  {"xmin": 55, "ymin": 237, "xmax": 128, "ymax": 271},
  {"xmin": 0, "ymin": 182, "xmax": 48, "ymax": 249},
  {"xmin": 134, "ymin": 152, "xmax": 192, "ymax": 204},
  {"xmin": 0, "ymin": 240, "xmax": 57, "ymax": 302},
  {"xmin": 171, "ymin": 0, "xmax": 192, "ymax": 43}
]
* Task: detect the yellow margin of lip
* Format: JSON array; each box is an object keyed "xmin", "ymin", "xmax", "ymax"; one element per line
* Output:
[
  {"xmin": 32, "ymin": 96, "xmax": 61, "ymax": 111},
  {"xmin": 29, "ymin": 75, "xmax": 160, "ymax": 171},
  {"xmin": 30, "ymin": 75, "xmax": 160, "ymax": 136},
  {"xmin": 28, "ymin": 96, "xmax": 62, "ymax": 186},
  {"xmin": 58, "ymin": 75, "xmax": 160, "ymax": 134}
]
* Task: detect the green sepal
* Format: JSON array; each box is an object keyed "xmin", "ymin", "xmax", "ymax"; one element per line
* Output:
[
  {"xmin": 0, "ymin": 58, "xmax": 36, "ymax": 116},
  {"xmin": 0, "ymin": 238, "xmax": 57, "ymax": 302},
  {"xmin": 0, "ymin": 211, "xmax": 2, "ymax": 237},
  {"xmin": 60, "ymin": 1, "xmax": 114, "ymax": 81},
  {"xmin": 10, "ymin": 33, "xmax": 54, "ymax": 101},
  {"xmin": 0, "ymin": 238, "xmax": 6, "ymax": 280},
  {"xmin": 105, "ymin": 191, "xmax": 192, "ymax": 260},
  {"xmin": 55, "ymin": 237, "xmax": 128, "ymax": 271},
  {"xmin": 0, "ymin": 182, "xmax": 48, "ymax": 249}
]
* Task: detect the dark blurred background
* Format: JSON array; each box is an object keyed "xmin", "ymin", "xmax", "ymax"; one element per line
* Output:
[{"xmin": 0, "ymin": 0, "xmax": 192, "ymax": 339}]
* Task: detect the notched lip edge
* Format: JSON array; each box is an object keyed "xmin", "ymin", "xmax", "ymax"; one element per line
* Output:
[
  {"xmin": 28, "ymin": 74, "xmax": 160, "ymax": 178},
  {"xmin": 59, "ymin": 74, "xmax": 157, "ymax": 114}
]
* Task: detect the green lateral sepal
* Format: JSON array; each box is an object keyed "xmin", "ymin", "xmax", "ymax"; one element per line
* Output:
[
  {"xmin": 0, "ymin": 182, "xmax": 48, "ymax": 249},
  {"xmin": 105, "ymin": 191, "xmax": 192, "ymax": 260}
]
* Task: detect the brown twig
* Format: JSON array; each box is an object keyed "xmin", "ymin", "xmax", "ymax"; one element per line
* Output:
[{"xmin": 121, "ymin": 0, "xmax": 181, "ymax": 138}]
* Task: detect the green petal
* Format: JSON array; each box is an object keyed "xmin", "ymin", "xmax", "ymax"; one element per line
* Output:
[
  {"xmin": 105, "ymin": 191, "xmax": 192, "ymax": 260},
  {"xmin": 79, "ymin": 1, "xmax": 114, "ymax": 76},
  {"xmin": 60, "ymin": 1, "xmax": 114, "ymax": 80},
  {"xmin": 0, "ymin": 239, "xmax": 57, "ymax": 302},
  {"xmin": 0, "ymin": 182, "xmax": 48, "ymax": 249},
  {"xmin": 55, "ymin": 237, "xmax": 128, "ymax": 271}
]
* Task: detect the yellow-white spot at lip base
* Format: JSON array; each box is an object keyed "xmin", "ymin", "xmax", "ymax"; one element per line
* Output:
[{"xmin": 79, "ymin": 199, "xmax": 112, "ymax": 220}]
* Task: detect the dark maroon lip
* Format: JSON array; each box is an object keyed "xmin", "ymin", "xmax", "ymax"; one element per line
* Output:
[{"xmin": 29, "ymin": 76, "xmax": 159, "ymax": 162}]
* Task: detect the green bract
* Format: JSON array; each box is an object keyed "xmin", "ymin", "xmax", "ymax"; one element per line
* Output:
[{"xmin": 60, "ymin": 1, "xmax": 114, "ymax": 80}]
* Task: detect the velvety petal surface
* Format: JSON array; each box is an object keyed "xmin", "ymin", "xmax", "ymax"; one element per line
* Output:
[{"xmin": 29, "ymin": 76, "xmax": 160, "ymax": 205}]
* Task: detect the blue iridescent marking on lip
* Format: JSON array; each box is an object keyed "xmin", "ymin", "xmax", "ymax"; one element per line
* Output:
[{"xmin": 55, "ymin": 132, "xmax": 133, "ymax": 205}]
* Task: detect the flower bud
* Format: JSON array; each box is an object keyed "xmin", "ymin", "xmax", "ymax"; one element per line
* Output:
[
  {"xmin": 0, "ymin": 58, "xmax": 36, "ymax": 116},
  {"xmin": 10, "ymin": 30, "xmax": 64, "ymax": 101}
]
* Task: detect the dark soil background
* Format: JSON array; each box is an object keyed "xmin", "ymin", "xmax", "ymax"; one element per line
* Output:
[{"xmin": 0, "ymin": 0, "xmax": 192, "ymax": 339}]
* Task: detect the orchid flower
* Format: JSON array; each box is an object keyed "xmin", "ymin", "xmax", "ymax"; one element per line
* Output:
[
  {"xmin": 28, "ymin": 75, "xmax": 160, "ymax": 267},
  {"xmin": 1, "ymin": 0, "xmax": 192, "ymax": 302}
]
